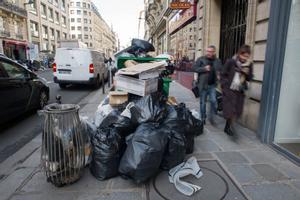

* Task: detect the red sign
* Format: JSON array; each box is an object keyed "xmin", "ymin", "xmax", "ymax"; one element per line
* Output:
[
  {"xmin": 170, "ymin": 1, "xmax": 192, "ymax": 10},
  {"xmin": 169, "ymin": 0, "xmax": 197, "ymax": 34}
]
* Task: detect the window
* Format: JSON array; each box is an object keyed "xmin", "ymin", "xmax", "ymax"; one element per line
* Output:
[
  {"xmin": 88, "ymin": 4, "xmax": 90, "ymax": 8},
  {"xmin": 89, "ymin": 12, "xmax": 91, "ymax": 16},
  {"xmin": 90, "ymin": 20, "xmax": 91, "ymax": 24},
  {"xmin": 71, "ymin": 26, "xmax": 75, "ymax": 30},
  {"xmin": 42, "ymin": 25, "xmax": 48, "ymax": 39},
  {"xmin": 30, "ymin": 21, "xmax": 39, "ymax": 37},
  {"xmin": 90, "ymin": 35, "xmax": 92, "ymax": 39},
  {"xmin": 76, "ymin": 2, "xmax": 81, "ymax": 7},
  {"xmin": 55, "ymin": 11, "xmax": 59, "ymax": 23},
  {"xmin": 83, "ymin": 3, "xmax": 86, "ymax": 8},
  {"xmin": 63, "ymin": 33, "xmax": 67, "ymax": 39},
  {"xmin": 84, "ymin": 34, "xmax": 88, "ymax": 39},
  {"xmin": 90, "ymin": 43, "xmax": 93, "ymax": 47},
  {"xmin": 77, "ymin": 18, "xmax": 81, "ymax": 23},
  {"xmin": 84, "ymin": 10, "xmax": 87, "ymax": 15},
  {"xmin": 41, "ymin": 4, "xmax": 47, "ymax": 18},
  {"xmin": 50, "ymin": 28, "xmax": 55, "ymax": 40},
  {"xmin": 84, "ymin": 18, "xmax": 88, "ymax": 23},
  {"xmin": 61, "ymin": 0, "xmax": 66, "ymax": 11},
  {"xmin": 70, "ymin": 2, "xmax": 74, "ymax": 7},
  {"xmin": 84, "ymin": 27, "xmax": 88, "ymax": 31},
  {"xmin": 1, "ymin": 60, "xmax": 27, "ymax": 79},
  {"xmin": 54, "ymin": 0, "xmax": 58, "ymax": 7},
  {"xmin": 62, "ymin": 16, "xmax": 66, "ymax": 26},
  {"xmin": 48, "ymin": 8, "xmax": 54, "ymax": 21},
  {"xmin": 57, "ymin": 30, "xmax": 60, "ymax": 40},
  {"xmin": 78, "ymin": 34, "xmax": 82, "ymax": 39},
  {"xmin": 72, "ymin": 34, "xmax": 76, "ymax": 39},
  {"xmin": 70, "ymin": 10, "xmax": 74, "ymax": 14},
  {"xmin": 29, "ymin": 0, "xmax": 37, "ymax": 11},
  {"xmin": 77, "ymin": 26, "xmax": 82, "ymax": 31},
  {"xmin": 71, "ymin": 18, "xmax": 75, "ymax": 22},
  {"xmin": 77, "ymin": 10, "xmax": 81, "ymax": 15},
  {"xmin": 89, "ymin": 28, "xmax": 92, "ymax": 32}
]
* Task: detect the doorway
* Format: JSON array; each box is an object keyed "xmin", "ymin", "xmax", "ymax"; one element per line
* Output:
[{"xmin": 219, "ymin": 0, "xmax": 248, "ymax": 62}]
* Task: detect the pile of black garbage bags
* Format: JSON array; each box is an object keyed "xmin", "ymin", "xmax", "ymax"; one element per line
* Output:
[{"xmin": 85, "ymin": 93, "xmax": 203, "ymax": 184}]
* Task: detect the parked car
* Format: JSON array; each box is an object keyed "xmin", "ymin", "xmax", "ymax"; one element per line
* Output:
[
  {"xmin": 0, "ymin": 55, "xmax": 49, "ymax": 125},
  {"xmin": 53, "ymin": 48, "xmax": 108, "ymax": 89}
]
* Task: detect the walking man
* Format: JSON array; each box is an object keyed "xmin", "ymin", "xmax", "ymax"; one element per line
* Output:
[{"xmin": 192, "ymin": 45, "xmax": 222, "ymax": 125}]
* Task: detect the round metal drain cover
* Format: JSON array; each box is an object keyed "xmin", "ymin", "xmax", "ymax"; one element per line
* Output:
[{"xmin": 153, "ymin": 163, "xmax": 230, "ymax": 200}]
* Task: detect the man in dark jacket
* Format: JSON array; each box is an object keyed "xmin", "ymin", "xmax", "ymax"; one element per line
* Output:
[{"xmin": 192, "ymin": 45, "xmax": 222, "ymax": 125}]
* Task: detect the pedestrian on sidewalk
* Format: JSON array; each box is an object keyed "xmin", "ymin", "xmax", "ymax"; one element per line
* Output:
[
  {"xmin": 192, "ymin": 45, "xmax": 222, "ymax": 125},
  {"xmin": 221, "ymin": 45, "xmax": 253, "ymax": 136}
]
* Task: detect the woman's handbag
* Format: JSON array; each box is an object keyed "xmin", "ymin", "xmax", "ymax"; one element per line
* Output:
[{"xmin": 192, "ymin": 80, "xmax": 199, "ymax": 98}]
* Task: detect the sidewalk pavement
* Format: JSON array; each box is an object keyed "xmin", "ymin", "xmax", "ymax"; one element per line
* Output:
[{"xmin": 0, "ymin": 81, "xmax": 299, "ymax": 200}]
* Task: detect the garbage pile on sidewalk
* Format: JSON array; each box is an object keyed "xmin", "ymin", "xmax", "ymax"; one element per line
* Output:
[
  {"xmin": 90, "ymin": 92, "xmax": 203, "ymax": 183},
  {"xmin": 39, "ymin": 39, "xmax": 203, "ymax": 191}
]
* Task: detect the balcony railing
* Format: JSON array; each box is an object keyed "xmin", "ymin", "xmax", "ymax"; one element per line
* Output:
[
  {"xmin": 0, "ymin": 30, "xmax": 11, "ymax": 37},
  {"xmin": 0, "ymin": 0, "xmax": 27, "ymax": 18}
]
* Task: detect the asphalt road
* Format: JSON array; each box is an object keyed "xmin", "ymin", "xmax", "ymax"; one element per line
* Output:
[{"xmin": 0, "ymin": 69, "xmax": 95, "ymax": 163}]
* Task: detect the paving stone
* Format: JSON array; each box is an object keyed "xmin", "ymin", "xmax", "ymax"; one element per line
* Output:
[
  {"xmin": 75, "ymin": 192, "xmax": 145, "ymax": 200},
  {"xmin": 194, "ymin": 139, "xmax": 222, "ymax": 152},
  {"xmin": 227, "ymin": 164, "xmax": 263, "ymax": 184},
  {"xmin": 109, "ymin": 176, "xmax": 143, "ymax": 190},
  {"xmin": 276, "ymin": 162, "xmax": 300, "ymax": 179},
  {"xmin": 20, "ymin": 168, "xmax": 108, "ymax": 194},
  {"xmin": 252, "ymin": 164, "xmax": 289, "ymax": 182},
  {"xmin": 241, "ymin": 149, "xmax": 287, "ymax": 164},
  {"xmin": 291, "ymin": 180, "xmax": 300, "ymax": 190},
  {"xmin": 187, "ymin": 152, "xmax": 215, "ymax": 160},
  {"xmin": 19, "ymin": 148, "xmax": 41, "ymax": 168},
  {"xmin": 215, "ymin": 152, "xmax": 249, "ymax": 164},
  {"xmin": 10, "ymin": 192, "xmax": 78, "ymax": 200},
  {"xmin": 0, "ymin": 167, "xmax": 35, "ymax": 200},
  {"xmin": 243, "ymin": 182, "xmax": 300, "ymax": 200}
]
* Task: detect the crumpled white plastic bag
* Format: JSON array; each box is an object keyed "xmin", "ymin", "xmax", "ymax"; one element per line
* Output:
[{"xmin": 168, "ymin": 156, "xmax": 203, "ymax": 196}]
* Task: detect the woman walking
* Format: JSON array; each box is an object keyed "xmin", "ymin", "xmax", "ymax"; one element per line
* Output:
[{"xmin": 221, "ymin": 45, "xmax": 253, "ymax": 136}]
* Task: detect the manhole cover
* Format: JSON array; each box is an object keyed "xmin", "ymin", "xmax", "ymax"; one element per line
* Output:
[{"xmin": 148, "ymin": 160, "xmax": 248, "ymax": 200}]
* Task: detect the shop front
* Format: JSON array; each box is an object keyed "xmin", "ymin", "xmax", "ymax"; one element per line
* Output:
[
  {"xmin": 2, "ymin": 39, "xmax": 28, "ymax": 61},
  {"xmin": 259, "ymin": 0, "xmax": 300, "ymax": 164}
]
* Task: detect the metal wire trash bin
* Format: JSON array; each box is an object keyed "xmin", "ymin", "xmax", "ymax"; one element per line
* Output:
[{"xmin": 39, "ymin": 103, "xmax": 85, "ymax": 187}]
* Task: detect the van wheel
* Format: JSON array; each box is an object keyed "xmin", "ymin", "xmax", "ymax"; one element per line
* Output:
[
  {"xmin": 94, "ymin": 76, "xmax": 100, "ymax": 89},
  {"xmin": 59, "ymin": 83, "xmax": 67, "ymax": 89}
]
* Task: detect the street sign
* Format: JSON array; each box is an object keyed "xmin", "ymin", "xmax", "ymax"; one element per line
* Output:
[{"xmin": 170, "ymin": 1, "xmax": 192, "ymax": 10}]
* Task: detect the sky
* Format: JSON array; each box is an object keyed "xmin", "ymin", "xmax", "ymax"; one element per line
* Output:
[{"xmin": 92, "ymin": 0, "xmax": 145, "ymax": 48}]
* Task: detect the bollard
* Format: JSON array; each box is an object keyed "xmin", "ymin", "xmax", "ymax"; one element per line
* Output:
[
  {"xmin": 102, "ymin": 73, "xmax": 105, "ymax": 94},
  {"xmin": 108, "ymin": 71, "xmax": 111, "ymax": 88}
]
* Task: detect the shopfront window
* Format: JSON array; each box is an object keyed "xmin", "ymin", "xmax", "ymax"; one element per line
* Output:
[{"xmin": 274, "ymin": 0, "xmax": 300, "ymax": 158}]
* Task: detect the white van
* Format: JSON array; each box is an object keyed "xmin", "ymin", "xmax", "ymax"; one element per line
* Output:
[{"xmin": 53, "ymin": 48, "xmax": 108, "ymax": 88}]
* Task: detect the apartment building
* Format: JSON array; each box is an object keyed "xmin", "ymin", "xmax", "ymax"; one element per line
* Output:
[
  {"xmin": 27, "ymin": 0, "xmax": 70, "ymax": 56},
  {"xmin": 0, "ymin": 0, "xmax": 28, "ymax": 60}
]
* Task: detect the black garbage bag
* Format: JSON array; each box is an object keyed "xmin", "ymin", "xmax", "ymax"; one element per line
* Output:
[
  {"xmin": 90, "ymin": 128, "xmax": 125, "ymax": 180},
  {"xmin": 160, "ymin": 126, "xmax": 186, "ymax": 170},
  {"xmin": 80, "ymin": 117, "xmax": 97, "ymax": 166},
  {"xmin": 112, "ymin": 115, "xmax": 137, "ymax": 138},
  {"xmin": 118, "ymin": 123, "xmax": 168, "ymax": 183},
  {"xmin": 129, "ymin": 93, "xmax": 168, "ymax": 124},
  {"xmin": 131, "ymin": 38, "xmax": 155, "ymax": 52}
]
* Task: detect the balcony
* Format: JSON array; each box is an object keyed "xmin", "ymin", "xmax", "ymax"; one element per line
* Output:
[
  {"xmin": 0, "ymin": 0, "xmax": 27, "ymax": 18},
  {"xmin": 0, "ymin": 30, "xmax": 11, "ymax": 37},
  {"xmin": 16, "ymin": 33, "xmax": 24, "ymax": 40}
]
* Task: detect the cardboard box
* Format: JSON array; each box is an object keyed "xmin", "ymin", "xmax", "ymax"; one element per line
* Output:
[
  {"xmin": 114, "ymin": 75, "xmax": 158, "ymax": 96},
  {"xmin": 109, "ymin": 91, "xmax": 128, "ymax": 106},
  {"xmin": 118, "ymin": 61, "xmax": 165, "ymax": 79}
]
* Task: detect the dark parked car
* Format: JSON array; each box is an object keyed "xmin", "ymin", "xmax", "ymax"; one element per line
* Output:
[{"xmin": 0, "ymin": 55, "xmax": 49, "ymax": 125}]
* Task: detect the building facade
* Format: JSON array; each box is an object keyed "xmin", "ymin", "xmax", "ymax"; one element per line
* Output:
[
  {"xmin": 145, "ymin": 0, "xmax": 300, "ymax": 163},
  {"xmin": 0, "ymin": 0, "xmax": 28, "ymax": 60},
  {"xmin": 69, "ymin": 0, "xmax": 117, "ymax": 57},
  {"xmin": 27, "ymin": 0, "xmax": 70, "ymax": 57}
]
